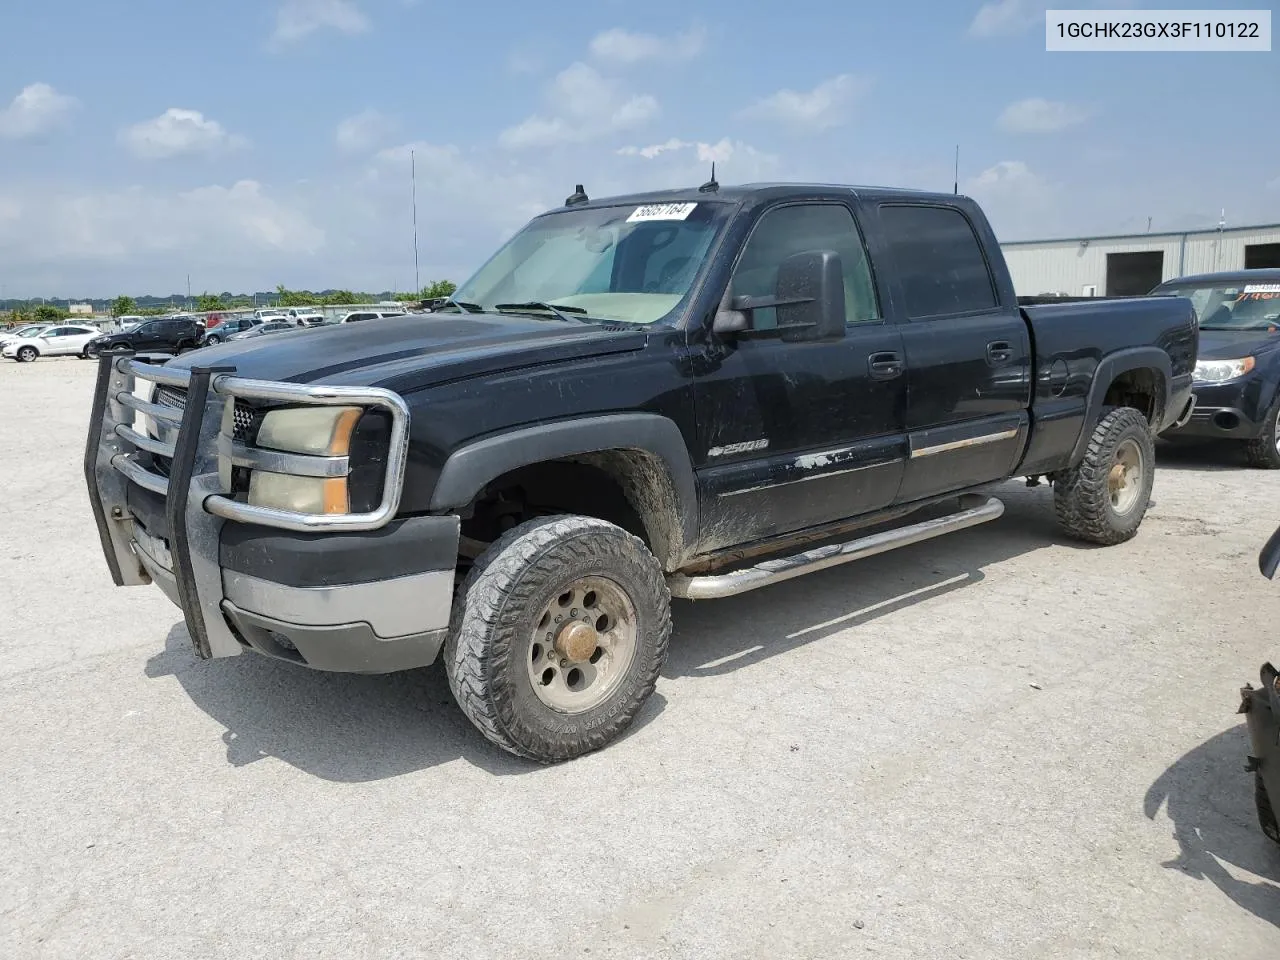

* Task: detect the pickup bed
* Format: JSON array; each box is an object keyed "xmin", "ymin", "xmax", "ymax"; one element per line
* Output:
[{"xmin": 85, "ymin": 181, "xmax": 1198, "ymax": 762}]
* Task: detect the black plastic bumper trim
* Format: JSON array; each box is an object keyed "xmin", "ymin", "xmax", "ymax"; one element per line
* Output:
[
  {"xmin": 219, "ymin": 514, "xmax": 460, "ymax": 588},
  {"xmin": 222, "ymin": 601, "xmax": 447, "ymax": 674}
]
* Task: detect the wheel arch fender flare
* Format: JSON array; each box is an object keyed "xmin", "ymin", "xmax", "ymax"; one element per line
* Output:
[
  {"xmin": 428, "ymin": 413, "xmax": 699, "ymax": 567},
  {"xmin": 1070, "ymin": 347, "xmax": 1172, "ymax": 465}
]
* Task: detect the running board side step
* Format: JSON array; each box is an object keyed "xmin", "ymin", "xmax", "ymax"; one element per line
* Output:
[{"xmin": 667, "ymin": 495, "xmax": 1005, "ymax": 600}]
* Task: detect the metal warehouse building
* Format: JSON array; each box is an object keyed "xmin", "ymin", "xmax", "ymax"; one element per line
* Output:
[{"xmin": 1000, "ymin": 222, "xmax": 1280, "ymax": 298}]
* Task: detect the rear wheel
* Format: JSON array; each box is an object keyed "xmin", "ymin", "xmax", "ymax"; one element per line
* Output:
[
  {"xmin": 1053, "ymin": 407, "xmax": 1155, "ymax": 545},
  {"xmin": 1244, "ymin": 398, "xmax": 1280, "ymax": 469},
  {"xmin": 445, "ymin": 515, "xmax": 671, "ymax": 763},
  {"xmin": 1257, "ymin": 773, "xmax": 1280, "ymax": 845},
  {"xmin": 16, "ymin": 345, "xmax": 37, "ymax": 362}
]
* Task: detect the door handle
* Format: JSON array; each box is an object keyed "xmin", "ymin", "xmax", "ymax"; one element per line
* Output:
[
  {"xmin": 986, "ymin": 340, "xmax": 1013, "ymax": 365},
  {"xmin": 868, "ymin": 351, "xmax": 905, "ymax": 380}
]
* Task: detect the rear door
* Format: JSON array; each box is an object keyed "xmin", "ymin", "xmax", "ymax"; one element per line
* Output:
[
  {"xmin": 691, "ymin": 200, "xmax": 908, "ymax": 553},
  {"xmin": 875, "ymin": 203, "xmax": 1032, "ymax": 502},
  {"xmin": 64, "ymin": 326, "xmax": 97, "ymax": 353}
]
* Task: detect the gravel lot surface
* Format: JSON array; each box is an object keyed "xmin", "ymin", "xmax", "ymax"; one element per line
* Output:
[{"xmin": 2, "ymin": 358, "xmax": 1278, "ymax": 959}]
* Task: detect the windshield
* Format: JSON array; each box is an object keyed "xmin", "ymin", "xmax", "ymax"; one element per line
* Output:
[
  {"xmin": 18, "ymin": 327, "xmax": 47, "ymax": 338},
  {"xmin": 1157, "ymin": 282, "xmax": 1280, "ymax": 330},
  {"xmin": 451, "ymin": 200, "xmax": 732, "ymax": 325}
]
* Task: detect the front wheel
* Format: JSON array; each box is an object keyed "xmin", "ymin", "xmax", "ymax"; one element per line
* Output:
[
  {"xmin": 445, "ymin": 515, "xmax": 671, "ymax": 763},
  {"xmin": 16, "ymin": 345, "xmax": 37, "ymax": 362},
  {"xmin": 1053, "ymin": 406, "xmax": 1155, "ymax": 545},
  {"xmin": 1245, "ymin": 398, "xmax": 1280, "ymax": 469}
]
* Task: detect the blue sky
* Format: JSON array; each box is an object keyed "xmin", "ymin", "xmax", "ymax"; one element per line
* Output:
[{"xmin": 0, "ymin": 0, "xmax": 1276, "ymax": 297}]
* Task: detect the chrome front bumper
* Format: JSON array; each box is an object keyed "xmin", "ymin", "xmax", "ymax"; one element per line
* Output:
[{"xmin": 84, "ymin": 352, "xmax": 458, "ymax": 673}]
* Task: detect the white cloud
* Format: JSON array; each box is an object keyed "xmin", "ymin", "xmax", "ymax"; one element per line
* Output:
[
  {"xmin": 964, "ymin": 161, "xmax": 1059, "ymax": 238},
  {"xmin": 0, "ymin": 180, "xmax": 323, "ymax": 290},
  {"xmin": 614, "ymin": 137, "xmax": 779, "ymax": 188},
  {"xmin": 499, "ymin": 62, "xmax": 659, "ymax": 148},
  {"xmin": 997, "ymin": 97, "xmax": 1092, "ymax": 133},
  {"xmin": 968, "ymin": 0, "xmax": 1038, "ymax": 37},
  {"xmin": 617, "ymin": 138, "xmax": 691, "ymax": 159},
  {"xmin": 738, "ymin": 74, "xmax": 869, "ymax": 131},
  {"xmin": 335, "ymin": 109, "xmax": 397, "ymax": 153},
  {"xmin": 272, "ymin": 0, "xmax": 370, "ymax": 45},
  {"xmin": 588, "ymin": 26, "xmax": 706, "ymax": 64},
  {"xmin": 120, "ymin": 108, "xmax": 247, "ymax": 160},
  {"xmin": 0, "ymin": 83, "xmax": 78, "ymax": 139}
]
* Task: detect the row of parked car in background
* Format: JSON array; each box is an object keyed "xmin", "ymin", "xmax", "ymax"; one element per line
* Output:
[
  {"xmin": 6, "ymin": 270, "xmax": 1280, "ymax": 470},
  {"xmin": 0, "ymin": 304, "xmax": 413, "ymax": 361}
]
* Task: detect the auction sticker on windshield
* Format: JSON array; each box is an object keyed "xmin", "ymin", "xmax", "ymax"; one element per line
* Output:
[
  {"xmin": 627, "ymin": 202, "xmax": 697, "ymax": 223},
  {"xmin": 1243, "ymin": 284, "xmax": 1280, "ymax": 293}
]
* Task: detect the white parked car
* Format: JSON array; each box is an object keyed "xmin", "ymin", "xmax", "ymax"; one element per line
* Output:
[
  {"xmin": 338, "ymin": 309, "xmax": 407, "ymax": 323},
  {"xmin": 3, "ymin": 323, "xmax": 102, "ymax": 361}
]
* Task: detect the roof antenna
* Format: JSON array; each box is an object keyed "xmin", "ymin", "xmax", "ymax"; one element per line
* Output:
[
  {"xmin": 699, "ymin": 161, "xmax": 719, "ymax": 193},
  {"xmin": 953, "ymin": 145, "xmax": 959, "ymax": 195},
  {"xmin": 565, "ymin": 183, "xmax": 588, "ymax": 206}
]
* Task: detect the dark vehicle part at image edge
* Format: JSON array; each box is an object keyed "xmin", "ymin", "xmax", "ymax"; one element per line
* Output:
[
  {"xmin": 1240, "ymin": 525, "xmax": 1280, "ymax": 845},
  {"xmin": 82, "ymin": 181, "xmax": 1198, "ymax": 763}
]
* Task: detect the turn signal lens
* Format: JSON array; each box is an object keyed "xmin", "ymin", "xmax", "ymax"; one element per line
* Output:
[{"xmin": 248, "ymin": 472, "xmax": 350, "ymax": 515}]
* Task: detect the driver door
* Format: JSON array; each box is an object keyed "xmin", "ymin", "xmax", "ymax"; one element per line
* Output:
[{"xmin": 690, "ymin": 201, "xmax": 908, "ymax": 553}]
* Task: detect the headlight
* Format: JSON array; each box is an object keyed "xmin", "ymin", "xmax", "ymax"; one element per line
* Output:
[
  {"xmin": 1193, "ymin": 357, "xmax": 1255, "ymax": 383},
  {"xmin": 256, "ymin": 405, "xmax": 362, "ymax": 456},
  {"xmin": 245, "ymin": 406, "xmax": 362, "ymax": 514}
]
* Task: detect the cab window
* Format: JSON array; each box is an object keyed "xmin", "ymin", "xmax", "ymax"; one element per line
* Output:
[{"xmin": 730, "ymin": 203, "xmax": 880, "ymax": 330}]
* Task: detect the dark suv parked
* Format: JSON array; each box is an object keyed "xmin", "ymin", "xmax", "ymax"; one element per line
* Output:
[{"xmin": 89, "ymin": 317, "xmax": 203, "ymax": 356}]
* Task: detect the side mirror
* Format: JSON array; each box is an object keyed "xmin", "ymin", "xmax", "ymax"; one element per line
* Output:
[
  {"xmin": 773, "ymin": 250, "xmax": 846, "ymax": 342},
  {"xmin": 713, "ymin": 249, "xmax": 846, "ymax": 342}
]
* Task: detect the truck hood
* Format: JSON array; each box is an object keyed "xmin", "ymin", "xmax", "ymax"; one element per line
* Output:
[
  {"xmin": 163, "ymin": 313, "xmax": 650, "ymax": 391},
  {"xmin": 1196, "ymin": 328, "xmax": 1280, "ymax": 361}
]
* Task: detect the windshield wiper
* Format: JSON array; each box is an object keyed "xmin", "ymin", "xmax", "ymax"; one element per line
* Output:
[
  {"xmin": 493, "ymin": 301, "xmax": 591, "ymax": 324},
  {"xmin": 439, "ymin": 296, "xmax": 484, "ymax": 313}
]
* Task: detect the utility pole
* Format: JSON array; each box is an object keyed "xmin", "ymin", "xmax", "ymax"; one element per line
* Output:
[
  {"xmin": 411, "ymin": 149, "xmax": 421, "ymax": 295},
  {"xmin": 1215, "ymin": 208, "xmax": 1226, "ymax": 270}
]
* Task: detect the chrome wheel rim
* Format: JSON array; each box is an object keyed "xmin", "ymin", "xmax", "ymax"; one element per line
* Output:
[
  {"xmin": 527, "ymin": 576, "xmax": 637, "ymax": 714},
  {"xmin": 1108, "ymin": 438, "xmax": 1145, "ymax": 515},
  {"xmin": 1273, "ymin": 406, "xmax": 1280, "ymax": 454}
]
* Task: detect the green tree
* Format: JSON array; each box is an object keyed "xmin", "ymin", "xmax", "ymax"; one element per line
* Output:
[
  {"xmin": 422, "ymin": 279, "xmax": 457, "ymax": 299},
  {"xmin": 138, "ymin": 306, "xmax": 167, "ymax": 316},
  {"xmin": 323, "ymin": 290, "xmax": 358, "ymax": 305},
  {"xmin": 196, "ymin": 292, "xmax": 226, "ymax": 311},
  {"xmin": 34, "ymin": 304, "xmax": 64, "ymax": 323},
  {"xmin": 112, "ymin": 295, "xmax": 138, "ymax": 317},
  {"xmin": 276, "ymin": 284, "xmax": 325, "ymax": 307}
]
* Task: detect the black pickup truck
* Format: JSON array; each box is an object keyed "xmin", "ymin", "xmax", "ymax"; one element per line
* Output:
[{"xmin": 84, "ymin": 182, "xmax": 1198, "ymax": 762}]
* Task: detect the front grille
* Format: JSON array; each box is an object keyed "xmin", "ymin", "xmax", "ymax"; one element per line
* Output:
[{"xmin": 154, "ymin": 385, "xmax": 261, "ymax": 442}]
